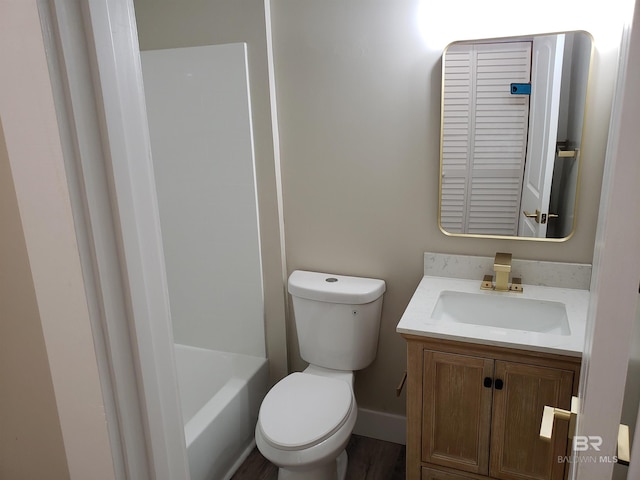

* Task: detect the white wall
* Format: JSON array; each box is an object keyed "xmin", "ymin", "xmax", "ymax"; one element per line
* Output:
[
  {"xmin": 574, "ymin": 1, "xmax": 640, "ymax": 473},
  {"xmin": 0, "ymin": 1, "xmax": 115, "ymax": 477},
  {"xmin": 134, "ymin": 0, "xmax": 288, "ymax": 381},
  {"xmin": 0, "ymin": 116, "xmax": 70, "ymax": 480},
  {"xmin": 142, "ymin": 44, "xmax": 266, "ymax": 357},
  {"xmin": 613, "ymin": 295, "xmax": 640, "ymax": 479},
  {"xmin": 270, "ymin": 0, "xmax": 624, "ymax": 415},
  {"xmin": 134, "ymin": 0, "xmax": 627, "ymax": 417}
]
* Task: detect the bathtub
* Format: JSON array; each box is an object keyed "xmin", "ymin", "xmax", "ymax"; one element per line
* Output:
[{"xmin": 174, "ymin": 344, "xmax": 269, "ymax": 480}]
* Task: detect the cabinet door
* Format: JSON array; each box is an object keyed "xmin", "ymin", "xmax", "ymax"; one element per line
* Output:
[
  {"xmin": 422, "ymin": 466, "xmax": 478, "ymax": 480},
  {"xmin": 490, "ymin": 361, "xmax": 574, "ymax": 480},
  {"xmin": 423, "ymin": 350, "xmax": 494, "ymax": 475}
]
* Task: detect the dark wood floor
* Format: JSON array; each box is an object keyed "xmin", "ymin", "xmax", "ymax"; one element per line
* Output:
[{"xmin": 231, "ymin": 434, "xmax": 406, "ymax": 480}]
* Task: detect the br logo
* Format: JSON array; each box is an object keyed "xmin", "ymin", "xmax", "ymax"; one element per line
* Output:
[{"xmin": 573, "ymin": 436, "xmax": 603, "ymax": 452}]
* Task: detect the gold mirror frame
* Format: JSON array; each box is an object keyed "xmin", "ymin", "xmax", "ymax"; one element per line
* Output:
[{"xmin": 437, "ymin": 31, "xmax": 594, "ymax": 242}]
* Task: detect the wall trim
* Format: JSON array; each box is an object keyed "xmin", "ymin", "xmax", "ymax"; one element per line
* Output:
[
  {"xmin": 353, "ymin": 408, "xmax": 407, "ymax": 446},
  {"xmin": 574, "ymin": 2, "xmax": 640, "ymax": 478},
  {"xmin": 83, "ymin": 0, "xmax": 190, "ymax": 478},
  {"xmin": 43, "ymin": 0, "xmax": 191, "ymax": 478}
]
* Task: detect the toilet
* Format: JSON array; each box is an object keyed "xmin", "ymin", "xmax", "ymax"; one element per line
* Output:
[{"xmin": 255, "ymin": 270, "xmax": 386, "ymax": 480}]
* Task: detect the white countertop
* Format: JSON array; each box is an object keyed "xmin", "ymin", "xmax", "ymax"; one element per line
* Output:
[{"xmin": 396, "ymin": 275, "xmax": 590, "ymax": 357}]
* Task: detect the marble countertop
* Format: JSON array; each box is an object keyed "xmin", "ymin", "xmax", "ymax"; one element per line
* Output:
[{"xmin": 396, "ymin": 275, "xmax": 590, "ymax": 357}]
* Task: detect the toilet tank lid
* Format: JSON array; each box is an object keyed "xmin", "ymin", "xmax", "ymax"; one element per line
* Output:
[{"xmin": 288, "ymin": 270, "xmax": 386, "ymax": 304}]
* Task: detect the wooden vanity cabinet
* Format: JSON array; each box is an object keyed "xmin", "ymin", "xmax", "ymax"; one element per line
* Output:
[{"xmin": 404, "ymin": 335, "xmax": 581, "ymax": 480}]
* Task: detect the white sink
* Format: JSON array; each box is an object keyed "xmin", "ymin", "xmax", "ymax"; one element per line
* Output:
[{"xmin": 431, "ymin": 290, "xmax": 571, "ymax": 336}]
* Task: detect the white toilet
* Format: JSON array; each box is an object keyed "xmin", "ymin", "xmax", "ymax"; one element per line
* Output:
[{"xmin": 255, "ymin": 270, "xmax": 386, "ymax": 480}]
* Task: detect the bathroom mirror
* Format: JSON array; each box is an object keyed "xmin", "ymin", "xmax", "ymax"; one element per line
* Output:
[{"xmin": 438, "ymin": 31, "xmax": 593, "ymax": 240}]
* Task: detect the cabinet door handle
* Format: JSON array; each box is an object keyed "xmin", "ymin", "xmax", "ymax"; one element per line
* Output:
[
  {"xmin": 494, "ymin": 379, "xmax": 504, "ymax": 390},
  {"xmin": 483, "ymin": 377, "xmax": 493, "ymax": 388},
  {"xmin": 618, "ymin": 424, "xmax": 630, "ymax": 465},
  {"xmin": 540, "ymin": 396, "xmax": 579, "ymax": 441}
]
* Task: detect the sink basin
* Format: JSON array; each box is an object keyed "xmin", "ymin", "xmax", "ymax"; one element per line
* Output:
[{"xmin": 431, "ymin": 290, "xmax": 571, "ymax": 335}]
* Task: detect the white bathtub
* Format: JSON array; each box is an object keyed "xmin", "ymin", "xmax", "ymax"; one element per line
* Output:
[{"xmin": 174, "ymin": 344, "xmax": 269, "ymax": 480}]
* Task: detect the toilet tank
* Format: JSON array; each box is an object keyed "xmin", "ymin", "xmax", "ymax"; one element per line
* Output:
[{"xmin": 288, "ymin": 270, "xmax": 386, "ymax": 371}]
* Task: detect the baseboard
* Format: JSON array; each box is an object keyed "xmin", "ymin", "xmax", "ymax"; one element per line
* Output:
[
  {"xmin": 353, "ymin": 408, "xmax": 406, "ymax": 445},
  {"xmin": 224, "ymin": 439, "xmax": 256, "ymax": 480}
]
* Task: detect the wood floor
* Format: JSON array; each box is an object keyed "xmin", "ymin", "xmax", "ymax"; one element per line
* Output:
[{"xmin": 231, "ymin": 435, "xmax": 406, "ymax": 480}]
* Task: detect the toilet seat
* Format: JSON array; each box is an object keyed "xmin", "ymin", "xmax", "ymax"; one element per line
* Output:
[{"xmin": 258, "ymin": 372, "xmax": 353, "ymax": 451}]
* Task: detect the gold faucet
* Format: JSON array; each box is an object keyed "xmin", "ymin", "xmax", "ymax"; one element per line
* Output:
[
  {"xmin": 480, "ymin": 252, "xmax": 523, "ymax": 293},
  {"xmin": 494, "ymin": 252, "xmax": 512, "ymax": 292}
]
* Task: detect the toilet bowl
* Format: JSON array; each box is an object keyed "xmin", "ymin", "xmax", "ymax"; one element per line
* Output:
[
  {"xmin": 255, "ymin": 270, "xmax": 385, "ymax": 480},
  {"xmin": 255, "ymin": 370, "xmax": 357, "ymax": 480}
]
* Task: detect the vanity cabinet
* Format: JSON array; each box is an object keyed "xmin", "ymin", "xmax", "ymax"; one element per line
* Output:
[{"xmin": 404, "ymin": 335, "xmax": 580, "ymax": 480}]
